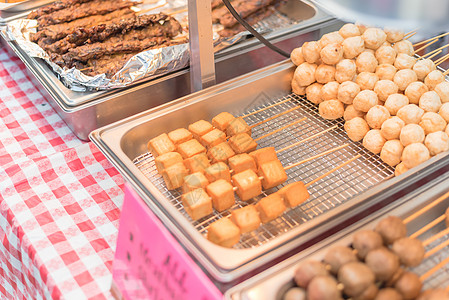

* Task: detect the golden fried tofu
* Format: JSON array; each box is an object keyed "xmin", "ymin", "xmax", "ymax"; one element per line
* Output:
[
  {"xmin": 182, "ymin": 188, "xmax": 213, "ymax": 220},
  {"xmin": 204, "ymin": 162, "xmax": 231, "ymax": 183},
  {"xmin": 182, "ymin": 172, "xmax": 209, "ymax": 194},
  {"xmin": 226, "ymin": 117, "xmax": 251, "ymax": 136},
  {"xmin": 250, "ymin": 147, "xmax": 278, "ymax": 167},
  {"xmin": 206, "ymin": 179, "xmax": 235, "ymax": 212},
  {"xmin": 207, "ymin": 142, "xmax": 235, "ymax": 163},
  {"xmin": 207, "ymin": 218, "xmax": 241, "ymax": 248},
  {"xmin": 183, "ymin": 153, "xmax": 211, "ymax": 174},
  {"xmin": 228, "ymin": 153, "xmax": 257, "ymax": 174},
  {"xmin": 258, "ymin": 159, "xmax": 287, "ymax": 190},
  {"xmin": 230, "ymin": 205, "xmax": 261, "ymax": 233},
  {"xmin": 212, "ymin": 112, "xmax": 235, "ymax": 131},
  {"xmin": 229, "ymin": 133, "xmax": 258, "ymax": 154},
  {"xmin": 177, "ymin": 139, "xmax": 206, "ymax": 159},
  {"xmin": 232, "ymin": 169, "xmax": 262, "ymax": 201},
  {"xmin": 188, "ymin": 120, "xmax": 213, "ymax": 139},
  {"xmin": 168, "ymin": 128, "xmax": 193, "ymax": 145},
  {"xmin": 147, "ymin": 133, "xmax": 176, "ymax": 157},
  {"xmin": 162, "ymin": 162, "xmax": 189, "ymax": 190},
  {"xmin": 200, "ymin": 129, "xmax": 227, "ymax": 148},
  {"xmin": 278, "ymin": 181, "xmax": 310, "ymax": 207},
  {"xmin": 155, "ymin": 151, "xmax": 183, "ymax": 173},
  {"xmin": 255, "ymin": 193, "xmax": 286, "ymax": 223}
]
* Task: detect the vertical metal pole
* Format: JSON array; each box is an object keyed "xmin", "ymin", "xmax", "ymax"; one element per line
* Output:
[{"xmin": 188, "ymin": 0, "xmax": 216, "ymax": 92}]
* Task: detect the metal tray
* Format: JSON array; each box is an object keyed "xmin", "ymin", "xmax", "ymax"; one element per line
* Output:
[
  {"xmin": 0, "ymin": 0, "xmax": 341, "ymax": 140},
  {"xmin": 0, "ymin": 0, "xmax": 53, "ymax": 19},
  {"xmin": 90, "ymin": 59, "xmax": 449, "ymax": 284},
  {"xmin": 225, "ymin": 167, "xmax": 449, "ymax": 299}
]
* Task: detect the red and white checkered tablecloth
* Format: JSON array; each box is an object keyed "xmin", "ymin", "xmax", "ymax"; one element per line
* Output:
[{"xmin": 0, "ymin": 47, "xmax": 125, "ymax": 299}]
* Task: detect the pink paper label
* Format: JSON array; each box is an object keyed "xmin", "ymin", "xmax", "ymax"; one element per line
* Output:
[{"xmin": 112, "ymin": 184, "xmax": 223, "ymax": 300}]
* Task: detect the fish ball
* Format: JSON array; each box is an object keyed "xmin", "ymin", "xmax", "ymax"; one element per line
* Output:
[
  {"xmin": 307, "ymin": 275, "xmax": 342, "ymax": 300},
  {"xmin": 394, "ymin": 271, "xmax": 422, "ymax": 300},
  {"xmin": 376, "ymin": 64, "xmax": 397, "ymax": 81},
  {"xmin": 366, "ymin": 105, "xmax": 390, "ymax": 129},
  {"xmin": 363, "ymin": 129, "xmax": 386, "ymax": 154},
  {"xmin": 375, "ymin": 215, "xmax": 407, "ymax": 244},
  {"xmin": 294, "ymin": 260, "xmax": 329, "ymax": 288},
  {"xmin": 393, "ymin": 69, "xmax": 417, "ymax": 91},
  {"xmin": 425, "ymin": 131, "xmax": 449, "ymax": 155},
  {"xmin": 400, "ymin": 124, "xmax": 425, "ymax": 146},
  {"xmin": 344, "ymin": 105, "xmax": 365, "ymax": 121},
  {"xmin": 413, "ymin": 58, "xmax": 435, "ymax": 81},
  {"xmin": 380, "ymin": 139, "xmax": 403, "ymax": 167},
  {"xmin": 405, "ymin": 81, "xmax": 428, "ymax": 104},
  {"xmin": 319, "ymin": 32, "xmax": 344, "ymax": 48},
  {"xmin": 375, "ymin": 288, "xmax": 403, "ymax": 300},
  {"xmin": 381, "ymin": 116, "xmax": 405, "ymax": 140},
  {"xmin": 354, "ymin": 284, "xmax": 378, "ymax": 300},
  {"xmin": 434, "ymin": 81, "xmax": 449, "ymax": 103},
  {"xmin": 447, "ymin": 124, "xmax": 449, "ymax": 136},
  {"xmin": 365, "ymin": 247, "xmax": 400, "ymax": 281},
  {"xmin": 320, "ymin": 43, "xmax": 343, "ymax": 65},
  {"xmin": 319, "ymin": 100, "xmax": 344, "ymax": 119},
  {"xmin": 356, "ymin": 72, "xmax": 379, "ymax": 90},
  {"xmin": 343, "ymin": 36, "xmax": 365, "ymax": 59},
  {"xmin": 302, "ymin": 41, "xmax": 321, "ymax": 64},
  {"xmin": 425, "ymin": 70, "xmax": 445, "ymax": 90},
  {"xmin": 345, "ymin": 117, "xmax": 370, "ymax": 141},
  {"xmin": 439, "ymin": 102, "xmax": 449, "ymax": 122},
  {"xmin": 283, "ymin": 287, "xmax": 306, "ymax": 300},
  {"xmin": 315, "ymin": 64, "xmax": 336, "ymax": 84},
  {"xmin": 393, "ymin": 40, "xmax": 414, "ymax": 56},
  {"xmin": 335, "ymin": 59, "xmax": 356, "ymax": 82},
  {"xmin": 419, "ymin": 91, "xmax": 442, "ymax": 113},
  {"xmin": 420, "ymin": 112, "xmax": 447, "ymax": 134},
  {"xmin": 375, "ymin": 45, "xmax": 396, "ymax": 65},
  {"xmin": 294, "ymin": 62, "xmax": 317, "ymax": 86},
  {"xmin": 385, "ymin": 28, "xmax": 404, "ymax": 43},
  {"xmin": 338, "ymin": 81, "xmax": 360, "ymax": 104},
  {"xmin": 401, "ymin": 143, "xmax": 430, "ymax": 169},
  {"xmin": 394, "ymin": 53, "xmax": 416, "ymax": 70},
  {"xmin": 356, "ymin": 23, "xmax": 367, "ymax": 34},
  {"xmin": 353, "ymin": 90, "xmax": 379, "ymax": 112},
  {"xmin": 290, "ymin": 47, "xmax": 305, "ymax": 66},
  {"xmin": 362, "ymin": 27, "xmax": 387, "ymax": 50},
  {"xmin": 323, "ymin": 246, "xmax": 357, "ymax": 274},
  {"xmin": 338, "ymin": 262, "xmax": 375, "ymax": 297},
  {"xmin": 374, "ymin": 80, "xmax": 399, "ymax": 102},
  {"xmin": 339, "ymin": 23, "xmax": 361, "ymax": 38},
  {"xmin": 356, "ymin": 51, "xmax": 378, "ymax": 73},
  {"xmin": 352, "ymin": 230, "xmax": 383, "ymax": 259},
  {"xmin": 384, "ymin": 93, "xmax": 409, "ymax": 115},
  {"xmin": 395, "ymin": 162, "xmax": 409, "ymax": 176},
  {"xmin": 397, "ymin": 104, "xmax": 424, "ymax": 124},
  {"xmin": 321, "ymin": 81, "xmax": 339, "ymax": 101},
  {"xmin": 306, "ymin": 83, "xmax": 323, "ymax": 104},
  {"xmin": 291, "ymin": 78, "xmax": 306, "ymax": 95},
  {"xmin": 392, "ymin": 237, "xmax": 425, "ymax": 267}
]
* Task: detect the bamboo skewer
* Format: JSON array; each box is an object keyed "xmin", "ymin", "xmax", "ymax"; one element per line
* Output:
[
  {"xmin": 413, "ymin": 32, "xmax": 449, "ymax": 47},
  {"xmin": 427, "ymin": 50, "xmax": 443, "ymax": 61},
  {"xmin": 420, "ymin": 44, "xmax": 449, "ymax": 59},
  {"xmin": 242, "ymin": 97, "xmax": 296, "ymax": 118},
  {"xmin": 284, "ymin": 144, "xmax": 350, "ymax": 171},
  {"xmin": 403, "ymin": 190, "xmax": 449, "ymax": 224},
  {"xmin": 253, "ymin": 117, "xmax": 307, "ymax": 142},
  {"xmin": 415, "ymin": 38, "xmax": 439, "ymax": 53},
  {"xmin": 420, "ymin": 254, "xmax": 449, "ymax": 281},
  {"xmin": 276, "ymin": 125, "xmax": 338, "ymax": 153},
  {"xmin": 305, "ymin": 155, "xmax": 361, "ymax": 188},
  {"xmin": 422, "ymin": 226, "xmax": 449, "ymax": 247},
  {"xmin": 443, "ymin": 69, "xmax": 449, "ymax": 76},
  {"xmin": 136, "ymin": 3, "xmax": 167, "ymax": 14},
  {"xmin": 424, "ymin": 238, "xmax": 449, "ymax": 258},
  {"xmin": 410, "ymin": 214, "xmax": 445, "ymax": 238},
  {"xmin": 249, "ymin": 106, "xmax": 302, "ymax": 129},
  {"xmin": 434, "ymin": 53, "xmax": 449, "ymax": 66},
  {"xmin": 404, "ymin": 31, "xmax": 418, "ymax": 40},
  {"xmin": 166, "ymin": 7, "xmax": 187, "ymax": 15}
]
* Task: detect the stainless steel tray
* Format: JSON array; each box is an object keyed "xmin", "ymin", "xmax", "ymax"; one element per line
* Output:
[
  {"xmin": 225, "ymin": 168, "xmax": 449, "ymax": 299},
  {"xmin": 0, "ymin": 0, "xmax": 341, "ymax": 140},
  {"xmin": 0, "ymin": 0, "xmax": 53, "ymax": 19},
  {"xmin": 90, "ymin": 59, "xmax": 449, "ymax": 283}
]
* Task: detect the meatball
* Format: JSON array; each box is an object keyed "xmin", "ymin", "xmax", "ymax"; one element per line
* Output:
[
  {"xmin": 292, "ymin": 78, "xmax": 306, "ymax": 95},
  {"xmin": 393, "ymin": 69, "xmax": 417, "ymax": 91},
  {"xmin": 319, "ymin": 32, "xmax": 344, "ymax": 48},
  {"xmin": 425, "ymin": 70, "xmax": 445, "ymax": 90},
  {"xmin": 338, "ymin": 261, "xmax": 375, "ymax": 297},
  {"xmin": 397, "ymin": 104, "xmax": 424, "ymax": 124},
  {"xmin": 345, "ymin": 117, "xmax": 370, "ymax": 141},
  {"xmin": 385, "ymin": 267, "xmax": 404, "ymax": 287},
  {"xmin": 393, "ymin": 40, "xmax": 414, "ymax": 56},
  {"xmin": 353, "ymin": 90, "xmax": 379, "ymax": 112},
  {"xmin": 366, "ymin": 105, "xmax": 390, "ymax": 129},
  {"xmin": 395, "ymin": 162, "xmax": 409, "ymax": 176},
  {"xmin": 344, "ymin": 105, "xmax": 365, "ymax": 121},
  {"xmin": 374, "ymin": 80, "xmax": 399, "ymax": 102},
  {"xmin": 439, "ymin": 102, "xmax": 449, "ymax": 122},
  {"xmin": 365, "ymin": 247, "xmax": 400, "ymax": 281},
  {"xmin": 323, "ymin": 245, "xmax": 357, "ymax": 274},
  {"xmin": 385, "ymin": 28, "xmax": 404, "ymax": 43},
  {"xmin": 315, "ymin": 64, "xmax": 336, "ymax": 84},
  {"xmin": 401, "ymin": 143, "xmax": 430, "ymax": 169},
  {"xmin": 419, "ymin": 112, "xmax": 447, "ymax": 134},
  {"xmin": 380, "ymin": 139, "xmax": 403, "ymax": 167},
  {"xmin": 362, "ymin": 27, "xmax": 387, "ymax": 50},
  {"xmin": 294, "ymin": 62, "xmax": 317, "ymax": 86},
  {"xmin": 321, "ymin": 81, "xmax": 339, "ymax": 101},
  {"xmin": 354, "ymin": 284, "xmax": 378, "ymax": 300},
  {"xmin": 319, "ymin": 100, "xmax": 344, "ymax": 119},
  {"xmin": 446, "ymin": 124, "xmax": 449, "ymax": 136},
  {"xmin": 425, "ymin": 131, "xmax": 449, "ymax": 155},
  {"xmin": 434, "ymin": 81, "xmax": 449, "ymax": 103},
  {"xmin": 375, "ymin": 215, "xmax": 407, "ymax": 244},
  {"xmin": 302, "ymin": 41, "xmax": 321, "ymax": 64},
  {"xmin": 294, "ymin": 260, "xmax": 329, "ymax": 288},
  {"xmin": 394, "ymin": 271, "xmax": 422, "ymax": 300},
  {"xmin": 381, "ymin": 116, "xmax": 405, "ymax": 140},
  {"xmin": 356, "ymin": 51, "xmax": 378, "ymax": 73},
  {"xmin": 384, "ymin": 93, "xmax": 409, "ymax": 115},
  {"xmin": 419, "ymin": 91, "xmax": 442, "ymax": 113},
  {"xmin": 405, "ymin": 81, "xmax": 429, "ymax": 104},
  {"xmin": 352, "ymin": 230, "xmax": 383, "ymax": 259},
  {"xmin": 291, "ymin": 47, "xmax": 305, "ymax": 66},
  {"xmin": 320, "ymin": 43, "xmax": 343, "ymax": 65},
  {"xmin": 356, "ymin": 23, "xmax": 367, "ymax": 34},
  {"xmin": 338, "ymin": 81, "xmax": 360, "ymax": 104},
  {"xmin": 283, "ymin": 287, "xmax": 306, "ymax": 300},
  {"xmin": 418, "ymin": 289, "xmax": 449, "ymax": 300},
  {"xmin": 413, "ymin": 58, "xmax": 435, "ymax": 81},
  {"xmin": 339, "ymin": 23, "xmax": 361, "ymax": 38},
  {"xmin": 376, "ymin": 64, "xmax": 397, "ymax": 81},
  {"xmin": 400, "ymin": 124, "xmax": 425, "ymax": 146},
  {"xmin": 394, "ymin": 53, "xmax": 416, "ymax": 70},
  {"xmin": 307, "ymin": 275, "xmax": 342, "ymax": 300},
  {"xmin": 343, "ymin": 36, "xmax": 365, "ymax": 59},
  {"xmin": 306, "ymin": 83, "xmax": 323, "ymax": 104},
  {"xmin": 392, "ymin": 237, "xmax": 425, "ymax": 267},
  {"xmin": 356, "ymin": 72, "xmax": 379, "ymax": 91},
  {"xmin": 375, "ymin": 288, "xmax": 403, "ymax": 300},
  {"xmin": 375, "ymin": 45, "xmax": 396, "ymax": 65},
  {"xmin": 363, "ymin": 129, "xmax": 386, "ymax": 154},
  {"xmin": 335, "ymin": 59, "xmax": 357, "ymax": 83}
]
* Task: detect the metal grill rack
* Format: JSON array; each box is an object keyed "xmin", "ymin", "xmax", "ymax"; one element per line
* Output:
[{"xmin": 133, "ymin": 93, "xmax": 394, "ymax": 249}]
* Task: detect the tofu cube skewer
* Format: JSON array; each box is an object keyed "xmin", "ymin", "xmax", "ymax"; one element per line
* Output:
[
  {"xmin": 183, "ymin": 153, "xmax": 211, "ymax": 174},
  {"xmin": 155, "ymin": 151, "xmax": 183, "ymax": 173},
  {"xmin": 188, "ymin": 120, "xmax": 214, "ymax": 140},
  {"xmin": 148, "ymin": 133, "xmax": 176, "ymax": 157},
  {"xmin": 182, "ymin": 172, "xmax": 209, "ymax": 194},
  {"xmin": 230, "ymin": 205, "xmax": 261, "ymax": 233},
  {"xmin": 181, "ymin": 188, "xmax": 213, "ymax": 221},
  {"xmin": 206, "ymin": 179, "xmax": 235, "ymax": 212},
  {"xmin": 168, "ymin": 128, "xmax": 193, "ymax": 145},
  {"xmin": 207, "ymin": 217, "xmax": 241, "ymax": 248},
  {"xmin": 212, "ymin": 112, "xmax": 235, "ymax": 131}
]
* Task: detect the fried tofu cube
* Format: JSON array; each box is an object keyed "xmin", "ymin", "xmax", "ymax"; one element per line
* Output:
[
  {"xmin": 200, "ymin": 129, "xmax": 227, "ymax": 148},
  {"xmin": 212, "ymin": 112, "xmax": 235, "ymax": 131},
  {"xmin": 182, "ymin": 172, "xmax": 209, "ymax": 194},
  {"xmin": 183, "ymin": 153, "xmax": 211, "ymax": 174},
  {"xmin": 258, "ymin": 159, "xmax": 287, "ymax": 190},
  {"xmin": 249, "ymin": 147, "xmax": 278, "ymax": 167},
  {"xmin": 255, "ymin": 193, "xmax": 286, "ymax": 223},
  {"xmin": 155, "ymin": 152, "xmax": 183, "ymax": 173},
  {"xmin": 182, "ymin": 188, "xmax": 213, "ymax": 220},
  {"xmin": 230, "ymin": 205, "xmax": 261, "ymax": 233},
  {"xmin": 229, "ymin": 133, "xmax": 258, "ymax": 154},
  {"xmin": 207, "ymin": 218, "xmax": 240, "ymax": 248},
  {"xmin": 226, "ymin": 117, "xmax": 251, "ymax": 136},
  {"xmin": 188, "ymin": 120, "xmax": 213, "ymax": 139},
  {"xmin": 228, "ymin": 153, "xmax": 257, "ymax": 174},
  {"xmin": 278, "ymin": 181, "xmax": 310, "ymax": 207},
  {"xmin": 147, "ymin": 133, "xmax": 176, "ymax": 157},
  {"xmin": 232, "ymin": 169, "xmax": 262, "ymax": 201},
  {"xmin": 204, "ymin": 162, "xmax": 231, "ymax": 182},
  {"xmin": 168, "ymin": 128, "xmax": 193, "ymax": 145},
  {"xmin": 207, "ymin": 142, "xmax": 235, "ymax": 163},
  {"xmin": 177, "ymin": 139, "xmax": 206, "ymax": 159},
  {"xmin": 206, "ymin": 179, "xmax": 235, "ymax": 212},
  {"xmin": 162, "ymin": 162, "xmax": 189, "ymax": 190}
]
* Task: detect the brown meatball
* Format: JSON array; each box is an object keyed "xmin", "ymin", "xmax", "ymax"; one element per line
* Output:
[
  {"xmin": 319, "ymin": 100, "xmax": 344, "ymax": 120},
  {"xmin": 374, "ymin": 80, "xmax": 399, "ymax": 102},
  {"xmin": 365, "ymin": 247, "xmax": 400, "ymax": 281},
  {"xmin": 294, "ymin": 62, "xmax": 318, "ymax": 87},
  {"xmin": 376, "ymin": 64, "xmax": 397, "ymax": 81},
  {"xmin": 354, "ymin": 284, "xmax": 378, "ymax": 300},
  {"xmin": 394, "ymin": 271, "xmax": 422, "ymax": 300},
  {"xmin": 320, "ymin": 43, "xmax": 344, "ymax": 65},
  {"xmin": 344, "ymin": 105, "xmax": 365, "ymax": 121},
  {"xmin": 375, "ymin": 288, "xmax": 403, "ymax": 300},
  {"xmin": 357, "ymin": 51, "xmax": 378, "ymax": 73},
  {"xmin": 375, "ymin": 45, "xmax": 396, "ymax": 65},
  {"xmin": 385, "ymin": 267, "xmax": 404, "ymax": 287},
  {"xmin": 375, "ymin": 216, "xmax": 407, "ymax": 244},
  {"xmin": 366, "ymin": 105, "xmax": 390, "ymax": 129},
  {"xmin": 283, "ymin": 287, "xmax": 307, "ymax": 300},
  {"xmin": 343, "ymin": 36, "xmax": 365, "ymax": 59},
  {"xmin": 335, "ymin": 59, "xmax": 357, "ymax": 82},
  {"xmin": 307, "ymin": 275, "xmax": 342, "ymax": 300},
  {"xmin": 339, "ymin": 23, "xmax": 361, "ymax": 38},
  {"xmin": 323, "ymin": 246, "xmax": 357, "ymax": 274},
  {"xmin": 302, "ymin": 41, "xmax": 321, "ymax": 64},
  {"xmin": 306, "ymin": 83, "xmax": 323, "ymax": 105},
  {"xmin": 356, "ymin": 72, "xmax": 379, "ymax": 91},
  {"xmin": 338, "ymin": 81, "xmax": 360, "ymax": 104},
  {"xmin": 392, "ymin": 237, "xmax": 425, "ymax": 267},
  {"xmin": 362, "ymin": 28, "xmax": 387, "ymax": 50},
  {"xmin": 344, "ymin": 117, "xmax": 370, "ymax": 142},
  {"xmin": 315, "ymin": 64, "xmax": 336, "ymax": 84},
  {"xmin": 352, "ymin": 230, "xmax": 383, "ymax": 259},
  {"xmin": 294, "ymin": 260, "xmax": 329, "ymax": 288},
  {"xmin": 401, "ymin": 143, "xmax": 430, "ymax": 169},
  {"xmin": 338, "ymin": 261, "xmax": 375, "ymax": 297}
]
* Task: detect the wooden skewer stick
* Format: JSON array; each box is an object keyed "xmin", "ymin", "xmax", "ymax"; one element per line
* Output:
[
  {"xmin": 420, "ymin": 44, "xmax": 449, "ymax": 59},
  {"xmin": 427, "ymin": 50, "xmax": 443, "ymax": 61},
  {"xmin": 404, "ymin": 190, "xmax": 449, "ymax": 224},
  {"xmin": 304, "ymin": 155, "xmax": 361, "ymax": 188},
  {"xmin": 413, "ymin": 32, "xmax": 449, "ymax": 47},
  {"xmin": 284, "ymin": 144, "xmax": 350, "ymax": 171},
  {"xmin": 410, "ymin": 214, "xmax": 445, "ymax": 238},
  {"xmin": 136, "ymin": 3, "xmax": 167, "ymax": 14},
  {"xmin": 166, "ymin": 7, "xmax": 187, "ymax": 15},
  {"xmin": 276, "ymin": 125, "xmax": 338, "ymax": 154},
  {"xmin": 434, "ymin": 53, "xmax": 449, "ymax": 66},
  {"xmin": 420, "ymin": 255, "xmax": 449, "ymax": 281},
  {"xmin": 422, "ymin": 226, "xmax": 449, "ymax": 247},
  {"xmin": 250, "ymin": 106, "xmax": 302, "ymax": 129},
  {"xmin": 443, "ymin": 68, "xmax": 449, "ymax": 76},
  {"xmin": 79, "ymin": 66, "xmax": 94, "ymax": 72},
  {"xmin": 243, "ymin": 97, "xmax": 295, "ymax": 118},
  {"xmin": 404, "ymin": 31, "xmax": 418, "ymax": 40},
  {"xmin": 424, "ymin": 237, "xmax": 449, "ymax": 258},
  {"xmin": 415, "ymin": 38, "xmax": 439, "ymax": 53},
  {"xmin": 253, "ymin": 117, "xmax": 307, "ymax": 142}
]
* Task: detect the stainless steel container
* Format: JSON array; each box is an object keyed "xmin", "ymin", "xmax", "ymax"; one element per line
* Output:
[
  {"xmin": 0, "ymin": 0, "xmax": 53, "ymax": 20},
  {"xmin": 90, "ymin": 60, "xmax": 449, "ymax": 284},
  {"xmin": 0, "ymin": 0, "xmax": 341, "ymax": 140}
]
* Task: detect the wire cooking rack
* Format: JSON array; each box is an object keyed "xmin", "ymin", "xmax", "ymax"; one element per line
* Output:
[{"xmin": 133, "ymin": 93, "xmax": 394, "ymax": 249}]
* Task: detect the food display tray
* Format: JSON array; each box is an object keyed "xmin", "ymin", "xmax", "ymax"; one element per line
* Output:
[
  {"xmin": 0, "ymin": 0, "xmax": 53, "ymax": 19},
  {"xmin": 225, "ymin": 166, "xmax": 449, "ymax": 299},
  {"xmin": 90, "ymin": 59, "xmax": 449, "ymax": 284},
  {"xmin": 0, "ymin": 0, "xmax": 340, "ymax": 140}
]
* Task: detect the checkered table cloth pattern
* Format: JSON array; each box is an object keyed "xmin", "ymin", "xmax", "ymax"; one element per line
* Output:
[{"xmin": 0, "ymin": 47, "xmax": 125, "ymax": 299}]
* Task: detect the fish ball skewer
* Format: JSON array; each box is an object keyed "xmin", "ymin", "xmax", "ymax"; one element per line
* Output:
[
  {"xmin": 363, "ymin": 129, "xmax": 386, "ymax": 154},
  {"xmin": 320, "ymin": 43, "xmax": 343, "ymax": 65},
  {"xmin": 400, "ymin": 124, "xmax": 425, "ymax": 146},
  {"xmin": 425, "ymin": 131, "xmax": 449, "ymax": 155},
  {"xmin": 375, "ymin": 45, "xmax": 396, "ymax": 65},
  {"xmin": 339, "ymin": 23, "xmax": 361, "ymax": 38},
  {"xmin": 352, "ymin": 230, "xmax": 383, "ymax": 259},
  {"xmin": 345, "ymin": 117, "xmax": 370, "ymax": 142},
  {"xmin": 384, "ymin": 93, "xmax": 409, "ymax": 115},
  {"xmin": 376, "ymin": 64, "xmax": 397, "ymax": 81},
  {"xmin": 394, "ymin": 53, "xmax": 416, "ymax": 70},
  {"xmin": 290, "ymin": 47, "xmax": 305, "ymax": 66},
  {"xmin": 353, "ymin": 90, "xmax": 379, "ymax": 112},
  {"xmin": 335, "ymin": 59, "xmax": 357, "ymax": 82},
  {"xmin": 419, "ymin": 112, "xmax": 447, "ymax": 134},
  {"xmin": 356, "ymin": 51, "xmax": 378, "ymax": 73},
  {"xmin": 362, "ymin": 27, "xmax": 387, "ymax": 50},
  {"xmin": 338, "ymin": 81, "xmax": 360, "ymax": 104},
  {"xmin": 356, "ymin": 72, "xmax": 379, "ymax": 90},
  {"xmin": 393, "ymin": 39, "xmax": 414, "ymax": 56},
  {"xmin": 380, "ymin": 139, "xmax": 403, "ymax": 167},
  {"xmin": 397, "ymin": 104, "xmax": 424, "ymax": 124},
  {"xmin": 315, "ymin": 64, "xmax": 336, "ymax": 84},
  {"xmin": 394, "ymin": 69, "xmax": 418, "ymax": 91},
  {"xmin": 413, "ymin": 59, "xmax": 435, "ymax": 81},
  {"xmin": 306, "ymin": 83, "xmax": 323, "ymax": 104},
  {"xmin": 405, "ymin": 81, "xmax": 429, "ymax": 105},
  {"xmin": 320, "ymin": 81, "xmax": 339, "ymax": 101},
  {"xmin": 319, "ymin": 31, "xmax": 344, "ymax": 48},
  {"xmin": 366, "ymin": 105, "xmax": 390, "ymax": 129},
  {"xmin": 381, "ymin": 116, "xmax": 405, "ymax": 140},
  {"xmin": 302, "ymin": 41, "xmax": 321, "ymax": 64},
  {"xmin": 343, "ymin": 36, "xmax": 365, "ymax": 59},
  {"xmin": 401, "ymin": 143, "xmax": 430, "ymax": 169},
  {"xmin": 385, "ymin": 28, "xmax": 404, "ymax": 43},
  {"xmin": 425, "ymin": 70, "xmax": 445, "ymax": 90},
  {"xmin": 294, "ymin": 62, "xmax": 317, "ymax": 86},
  {"xmin": 434, "ymin": 81, "xmax": 449, "ymax": 103},
  {"xmin": 374, "ymin": 80, "xmax": 399, "ymax": 102}
]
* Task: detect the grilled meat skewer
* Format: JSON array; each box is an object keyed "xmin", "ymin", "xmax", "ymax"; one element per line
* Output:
[
  {"xmin": 218, "ymin": 6, "xmax": 275, "ymax": 37},
  {"xmin": 218, "ymin": 0, "xmax": 275, "ymax": 28},
  {"xmin": 28, "ymin": 0, "xmax": 94, "ymax": 19}
]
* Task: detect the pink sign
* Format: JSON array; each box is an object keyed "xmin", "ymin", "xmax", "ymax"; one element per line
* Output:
[{"xmin": 112, "ymin": 184, "xmax": 223, "ymax": 300}]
